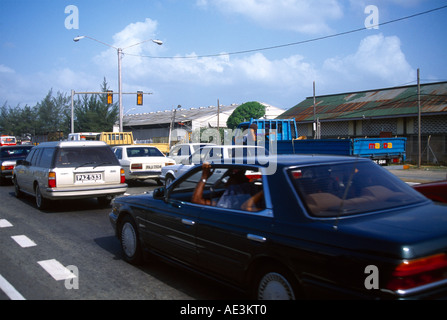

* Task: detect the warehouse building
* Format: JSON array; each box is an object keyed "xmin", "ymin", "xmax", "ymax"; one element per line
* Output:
[
  {"xmin": 123, "ymin": 102, "xmax": 285, "ymax": 144},
  {"xmin": 279, "ymin": 81, "xmax": 447, "ymax": 165}
]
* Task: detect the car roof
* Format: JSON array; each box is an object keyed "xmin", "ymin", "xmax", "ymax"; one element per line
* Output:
[
  {"xmin": 0, "ymin": 145, "xmax": 34, "ymax": 149},
  {"xmin": 34, "ymin": 141, "xmax": 108, "ymax": 148},
  {"xmin": 115, "ymin": 144, "xmax": 158, "ymax": 148},
  {"xmin": 232, "ymin": 154, "xmax": 369, "ymax": 168},
  {"xmin": 202, "ymin": 145, "xmax": 264, "ymax": 149}
]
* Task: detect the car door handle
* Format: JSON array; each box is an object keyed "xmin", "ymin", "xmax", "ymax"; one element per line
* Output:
[
  {"xmin": 182, "ymin": 219, "xmax": 195, "ymax": 226},
  {"xmin": 247, "ymin": 234, "xmax": 266, "ymax": 243}
]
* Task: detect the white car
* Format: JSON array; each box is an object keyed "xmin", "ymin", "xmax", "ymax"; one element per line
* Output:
[
  {"xmin": 13, "ymin": 141, "xmax": 127, "ymax": 209},
  {"xmin": 159, "ymin": 145, "xmax": 267, "ymax": 186},
  {"xmin": 112, "ymin": 145, "xmax": 175, "ymax": 184},
  {"xmin": 168, "ymin": 143, "xmax": 215, "ymax": 164}
]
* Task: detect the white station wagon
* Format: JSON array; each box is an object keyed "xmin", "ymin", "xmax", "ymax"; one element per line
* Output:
[
  {"xmin": 13, "ymin": 141, "xmax": 127, "ymax": 209},
  {"xmin": 112, "ymin": 145, "xmax": 175, "ymax": 185}
]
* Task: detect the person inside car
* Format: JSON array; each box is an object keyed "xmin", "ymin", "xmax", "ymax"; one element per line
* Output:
[{"xmin": 191, "ymin": 162, "xmax": 264, "ymax": 211}]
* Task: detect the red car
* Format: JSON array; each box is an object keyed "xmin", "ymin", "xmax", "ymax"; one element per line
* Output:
[{"xmin": 413, "ymin": 180, "xmax": 447, "ymax": 203}]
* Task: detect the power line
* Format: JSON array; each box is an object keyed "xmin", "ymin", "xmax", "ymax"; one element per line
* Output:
[{"xmin": 124, "ymin": 4, "xmax": 447, "ymax": 60}]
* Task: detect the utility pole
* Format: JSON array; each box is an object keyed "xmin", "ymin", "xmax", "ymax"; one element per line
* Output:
[{"xmin": 417, "ymin": 68, "xmax": 421, "ymax": 168}]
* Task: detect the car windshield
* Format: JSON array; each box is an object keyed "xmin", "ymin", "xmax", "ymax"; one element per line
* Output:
[
  {"xmin": 55, "ymin": 147, "xmax": 118, "ymax": 168},
  {"xmin": 288, "ymin": 160, "xmax": 428, "ymax": 218},
  {"xmin": 1, "ymin": 147, "xmax": 32, "ymax": 159},
  {"xmin": 126, "ymin": 147, "xmax": 164, "ymax": 157}
]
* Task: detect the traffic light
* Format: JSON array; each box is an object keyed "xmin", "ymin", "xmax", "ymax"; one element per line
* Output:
[
  {"xmin": 137, "ymin": 91, "xmax": 143, "ymax": 105},
  {"xmin": 107, "ymin": 90, "xmax": 113, "ymax": 104}
]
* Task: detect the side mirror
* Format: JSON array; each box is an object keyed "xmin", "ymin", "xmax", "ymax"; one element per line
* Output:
[{"xmin": 153, "ymin": 187, "xmax": 166, "ymax": 200}]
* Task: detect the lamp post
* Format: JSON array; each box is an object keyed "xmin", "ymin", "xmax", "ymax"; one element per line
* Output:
[{"xmin": 73, "ymin": 35, "xmax": 163, "ymax": 131}]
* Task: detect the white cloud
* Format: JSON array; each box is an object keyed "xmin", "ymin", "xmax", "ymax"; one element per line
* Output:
[
  {"xmin": 322, "ymin": 34, "xmax": 416, "ymax": 90},
  {"xmin": 198, "ymin": 0, "xmax": 344, "ymax": 34},
  {"xmin": 0, "ymin": 64, "xmax": 15, "ymax": 73}
]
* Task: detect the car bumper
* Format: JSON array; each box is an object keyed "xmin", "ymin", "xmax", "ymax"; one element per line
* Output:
[
  {"xmin": 0, "ymin": 170, "xmax": 13, "ymax": 179},
  {"xmin": 45, "ymin": 184, "xmax": 128, "ymax": 200},
  {"xmin": 128, "ymin": 170, "xmax": 161, "ymax": 180}
]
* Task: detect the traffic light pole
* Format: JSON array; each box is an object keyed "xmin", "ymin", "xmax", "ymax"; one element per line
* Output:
[{"xmin": 70, "ymin": 90, "xmax": 152, "ymax": 133}]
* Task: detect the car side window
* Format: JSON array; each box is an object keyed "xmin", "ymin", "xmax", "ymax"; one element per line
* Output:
[
  {"xmin": 25, "ymin": 149, "xmax": 36, "ymax": 163},
  {"xmin": 114, "ymin": 148, "xmax": 122, "ymax": 160},
  {"xmin": 169, "ymin": 165, "xmax": 265, "ymax": 212},
  {"xmin": 39, "ymin": 148, "xmax": 55, "ymax": 168},
  {"xmin": 30, "ymin": 148, "xmax": 43, "ymax": 166}
]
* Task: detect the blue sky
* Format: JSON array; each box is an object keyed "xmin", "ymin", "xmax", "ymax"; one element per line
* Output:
[{"xmin": 1, "ymin": 0, "xmax": 446, "ymax": 115}]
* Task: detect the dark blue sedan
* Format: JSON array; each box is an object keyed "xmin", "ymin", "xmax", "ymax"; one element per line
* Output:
[
  {"xmin": 109, "ymin": 155, "xmax": 447, "ymax": 299},
  {"xmin": 0, "ymin": 145, "xmax": 34, "ymax": 184}
]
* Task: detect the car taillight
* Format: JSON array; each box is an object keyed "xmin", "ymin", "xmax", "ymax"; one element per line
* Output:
[
  {"xmin": 131, "ymin": 163, "xmax": 142, "ymax": 170},
  {"xmin": 48, "ymin": 172, "xmax": 56, "ymax": 188},
  {"xmin": 387, "ymin": 253, "xmax": 447, "ymax": 291},
  {"xmin": 120, "ymin": 168, "xmax": 125, "ymax": 184},
  {"xmin": 1, "ymin": 165, "xmax": 14, "ymax": 170}
]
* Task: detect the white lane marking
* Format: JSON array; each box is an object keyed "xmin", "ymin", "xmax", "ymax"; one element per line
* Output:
[
  {"xmin": 0, "ymin": 274, "xmax": 26, "ymax": 300},
  {"xmin": 37, "ymin": 259, "xmax": 77, "ymax": 281},
  {"xmin": 11, "ymin": 235, "xmax": 37, "ymax": 248},
  {"xmin": 0, "ymin": 219, "xmax": 13, "ymax": 228}
]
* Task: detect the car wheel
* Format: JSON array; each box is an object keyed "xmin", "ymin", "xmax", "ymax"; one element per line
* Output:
[
  {"xmin": 165, "ymin": 175, "xmax": 174, "ymax": 187},
  {"xmin": 254, "ymin": 266, "xmax": 297, "ymax": 300},
  {"xmin": 35, "ymin": 184, "xmax": 49, "ymax": 210},
  {"xmin": 120, "ymin": 215, "xmax": 142, "ymax": 265},
  {"xmin": 13, "ymin": 177, "xmax": 23, "ymax": 198}
]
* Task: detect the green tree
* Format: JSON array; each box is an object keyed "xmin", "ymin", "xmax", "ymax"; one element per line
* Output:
[
  {"xmin": 226, "ymin": 101, "xmax": 266, "ymax": 129},
  {"xmin": 74, "ymin": 78, "xmax": 118, "ymax": 132},
  {"xmin": 35, "ymin": 89, "xmax": 70, "ymax": 135}
]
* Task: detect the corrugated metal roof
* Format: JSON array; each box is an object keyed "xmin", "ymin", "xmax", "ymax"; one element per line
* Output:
[
  {"xmin": 280, "ymin": 82, "xmax": 447, "ymax": 122},
  {"xmin": 123, "ymin": 104, "xmax": 241, "ymax": 127}
]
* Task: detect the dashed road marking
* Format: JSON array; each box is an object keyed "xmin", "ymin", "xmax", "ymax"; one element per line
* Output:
[
  {"xmin": 0, "ymin": 274, "xmax": 26, "ymax": 300},
  {"xmin": 37, "ymin": 259, "xmax": 77, "ymax": 281},
  {"xmin": 11, "ymin": 235, "xmax": 37, "ymax": 248},
  {"xmin": 0, "ymin": 219, "xmax": 13, "ymax": 228}
]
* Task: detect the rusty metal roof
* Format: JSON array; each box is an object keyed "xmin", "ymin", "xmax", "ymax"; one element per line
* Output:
[{"xmin": 280, "ymin": 81, "xmax": 447, "ymax": 122}]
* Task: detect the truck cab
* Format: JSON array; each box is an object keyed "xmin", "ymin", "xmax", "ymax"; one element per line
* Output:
[{"xmin": 234, "ymin": 118, "xmax": 298, "ymax": 144}]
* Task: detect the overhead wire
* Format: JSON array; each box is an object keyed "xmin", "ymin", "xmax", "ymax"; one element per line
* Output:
[{"xmin": 124, "ymin": 4, "xmax": 447, "ymax": 60}]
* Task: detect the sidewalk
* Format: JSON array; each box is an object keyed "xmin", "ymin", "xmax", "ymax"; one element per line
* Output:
[{"xmin": 385, "ymin": 165, "xmax": 447, "ymax": 183}]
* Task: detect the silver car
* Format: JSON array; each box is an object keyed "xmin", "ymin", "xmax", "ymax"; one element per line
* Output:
[{"xmin": 13, "ymin": 141, "xmax": 127, "ymax": 209}]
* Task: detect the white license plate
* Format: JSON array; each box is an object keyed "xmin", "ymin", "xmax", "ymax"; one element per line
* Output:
[
  {"xmin": 76, "ymin": 173, "xmax": 103, "ymax": 182},
  {"xmin": 146, "ymin": 165, "xmax": 162, "ymax": 170}
]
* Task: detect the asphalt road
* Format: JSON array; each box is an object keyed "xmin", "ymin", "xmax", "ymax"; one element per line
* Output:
[
  {"xmin": 1, "ymin": 168, "xmax": 445, "ymax": 301},
  {"xmin": 0, "ymin": 179, "xmax": 243, "ymax": 300}
]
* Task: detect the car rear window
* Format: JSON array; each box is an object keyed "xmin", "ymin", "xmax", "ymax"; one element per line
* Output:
[
  {"xmin": 126, "ymin": 147, "xmax": 164, "ymax": 157},
  {"xmin": 0, "ymin": 147, "xmax": 32, "ymax": 159},
  {"xmin": 288, "ymin": 160, "xmax": 427, "ymax": 217},
  {"xmin": 55, "ymin": 146, "xmax": 119, "ymax": 168}
]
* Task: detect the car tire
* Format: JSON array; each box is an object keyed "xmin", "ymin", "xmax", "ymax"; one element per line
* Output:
[
  {"xmin": 13, "ymin": 176, "xmax": 23, "ymax": 198},
  {"xmin": 119, "ymin": 215, "xmax": 143, "ymax": 265},
  {"xmin": 35, "ymin": 184, "xmax": 49, "ymax": 210},
  {"xmin": 254, "ymin": 265, "xmax": 297, "ymax": 300},
  {"xmin": 165, "ymin": 175, "xmax": 174, "ymax": 187}
]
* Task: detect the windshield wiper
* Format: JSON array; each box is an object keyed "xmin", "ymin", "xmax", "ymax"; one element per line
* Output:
[
  {"xmin": 75, "ymin": 162, "xmax": 95, "ymax": 169},
  {"xmin": 93, "ymin": 162, "xmax": 112, "ymax": 168}
]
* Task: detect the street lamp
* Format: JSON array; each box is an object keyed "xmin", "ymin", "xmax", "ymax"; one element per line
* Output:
[{"xmin": 73, "ymin": 35, "xmax": 163, "ymax": 131}]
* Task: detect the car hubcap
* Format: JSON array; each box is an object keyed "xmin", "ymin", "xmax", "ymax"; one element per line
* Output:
[
  {"xmin": 121, "ymin": 222, "xmax": 137, "ymax": 257},
  {"xmin": 258, "ymin": 272, "xmax": 295, "ymax": 300},
  {"xmin": 35, "ymin": 186, "xmax": 42, "ymax": 207}
]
